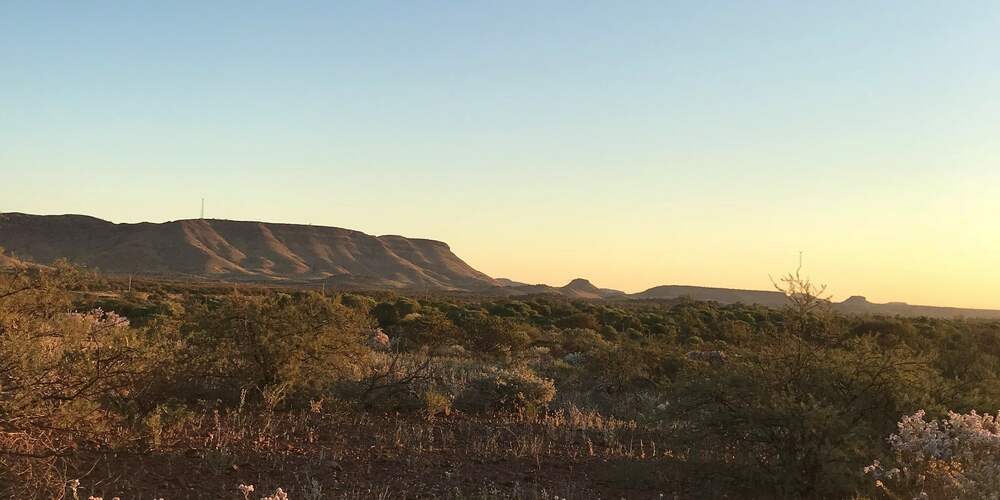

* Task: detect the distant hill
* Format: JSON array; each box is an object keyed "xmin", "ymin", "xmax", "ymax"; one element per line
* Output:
[
  {"xmin": 631, "ymin": 284, "xmax": 1000, "ymax": 319},
  {"xmin": 494, "ymin": 277, "xmax": 624, "ymax": 299},
  {"xmin": 561, "ymin": 278, "xmax": 626, "ymax": 299},
  {"xmin": 632, "ymin": 285, "xmax": 790, "ymax": 307},
  {"xmin": 833, "ymin": 295, "xmax": 1000, "ymax": 319},
  {"xmin": 0, "ymin": 213, "xmax": 497, "ymax": 291}
]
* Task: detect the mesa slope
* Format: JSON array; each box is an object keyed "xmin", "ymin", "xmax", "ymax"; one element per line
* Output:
[{"xmin": 0, "ymin": 213, "xmax": 496, "ymax": 290}]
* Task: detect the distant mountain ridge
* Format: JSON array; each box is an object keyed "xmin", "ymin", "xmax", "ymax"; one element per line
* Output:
[
  {"xmin": 632, "ymin": 285, "xmax": 788, "ymax": 307},
  {"xmin": 2, "ymin": 212, "xmax": 998, "ymax": 318},
  {"xmin": 630, "ymin": 284, "xmax": 1000, "ymax": 319}
]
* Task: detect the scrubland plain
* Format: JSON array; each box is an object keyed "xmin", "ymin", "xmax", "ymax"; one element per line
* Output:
[{"xmin": 3, "ymin": 261, "xmax": 1000, "ymax": 499}]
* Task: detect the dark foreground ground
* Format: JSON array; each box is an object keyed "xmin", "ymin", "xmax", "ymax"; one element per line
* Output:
[{"xmin": 47, "ymin": 412, "xmax": 723, "ymax": 500}]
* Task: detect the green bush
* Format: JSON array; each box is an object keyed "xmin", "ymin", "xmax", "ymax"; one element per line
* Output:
[
  {"xmin": 456, "ymin": 367, "xmax": 555, "ymax": 415},
  {"xmin": 392, "ymin": 309, "xmax": 460, "ymax": 350},
  {"xmin": 460, "ymin": 315, "xmax": 535, "ymax": 353},
  {"xmin": 421, "ymin": 389, "xmax": 452, "ymax": 417},
  {"xmin": 664, "ymin": 332, "xmax": 938, "ymax": 497},
  {"xmin": 339, "ymin": 293, "xmax": 376, "ymax": 312},
  {"xmin": 178, "ymin": 291, "xmax": 370, "ymax": 405}
]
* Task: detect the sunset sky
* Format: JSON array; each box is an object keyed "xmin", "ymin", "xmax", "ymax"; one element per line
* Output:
[{"xmin": 3, "ymin": 2, "xmax": 999, "ymax": 308}]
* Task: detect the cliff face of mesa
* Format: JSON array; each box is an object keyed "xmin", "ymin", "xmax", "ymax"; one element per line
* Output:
[{"xmin": 0, "ymin": 213, "xmax": 497, "ymax": 290}]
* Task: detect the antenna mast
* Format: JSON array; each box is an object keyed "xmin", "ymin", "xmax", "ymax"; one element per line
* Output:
[{"xmin": 200, "ymin": 198, "xmax": 205, "ymax": 219}]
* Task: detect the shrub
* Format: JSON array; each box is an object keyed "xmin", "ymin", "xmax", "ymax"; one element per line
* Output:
[
  {"xmin": 394, "ymin": 298, "xmax": 421, "ymax": 317},
  {"xmin": 339, "ymin": 293, "xmax": 376, "ymax": 312},
  {"xmin": 392, "ymin": 309, "xmax": 460, "ymax": 350},
  {"xmin": 460, "ymin": 315, "xmax": 534, "ymax": 353},
  {"xmin": 558, "ymin": 328, "xmax": 612, "ymax": 356},
  {"xmin": 179, "ymin": 291, "xmax": 370, "ymax": 405},
  {"xmin": 421, "ymin": 389, "xmax": 452, "ymax": 417},
  {"xmin": 555, "ymin": 313, "xmax": 600, "ymax": 330},
  {"xmin": 456, "ymin": 367, "xmax": 555, "ymax": 415},
  {"xmin": 342, "ymin": 351, "xmax": 436, "ymax": 411},
  {"xmin": 372, "ymin": 301, "xmax": 400, "ymax": 327}
]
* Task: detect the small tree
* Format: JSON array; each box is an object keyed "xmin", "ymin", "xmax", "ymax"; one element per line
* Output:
[
  {"xmin": 771, "ymin": 265, "xmax": 840, "ymax": 343},
  {"xmin": 181, "ymin": 291, "xmax": 370, "ymax": 404}
]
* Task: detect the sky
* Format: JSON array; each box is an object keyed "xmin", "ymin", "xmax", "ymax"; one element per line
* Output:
[{"xmin": 2, "ymin": 1, "xmax": 999, "ymax": 308}]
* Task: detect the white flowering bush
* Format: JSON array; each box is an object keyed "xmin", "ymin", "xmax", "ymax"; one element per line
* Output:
[
  {"xmin": 64, "ymin": 307, "xmax": 131, "ymax": 331},
  {"xmin": 238, "ymin": 484, "xmax": 289, "ymax": 500},
  {"xmin": 238, "ymin": 483, "xmax": 256, "ymax": 499},
  {"xmin": 368, "ymin": 327, "xmax": 391, "ymax": 350},
  {"xmin": 261, "ymin": 487, "xmax": 289, "ymax": 500},
  {"xmin": 866, "ymin": 410, "xmax": 1000, "ymax": 499}
]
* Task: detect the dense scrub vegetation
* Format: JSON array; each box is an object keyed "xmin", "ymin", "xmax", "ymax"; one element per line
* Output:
[{"xmin": 3, "ymin": 264, "xmax": 1000, "ymax": 498}]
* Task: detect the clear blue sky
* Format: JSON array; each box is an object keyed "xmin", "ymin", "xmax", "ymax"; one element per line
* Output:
[{"xmin": 3, "ymin": 1, "xmax": 999, "ymax": 307}]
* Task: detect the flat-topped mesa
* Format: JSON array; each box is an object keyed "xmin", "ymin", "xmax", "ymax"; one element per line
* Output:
[{"xmin": 0, "ymin": 213, "xmax": 496, "ymax": 290}]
